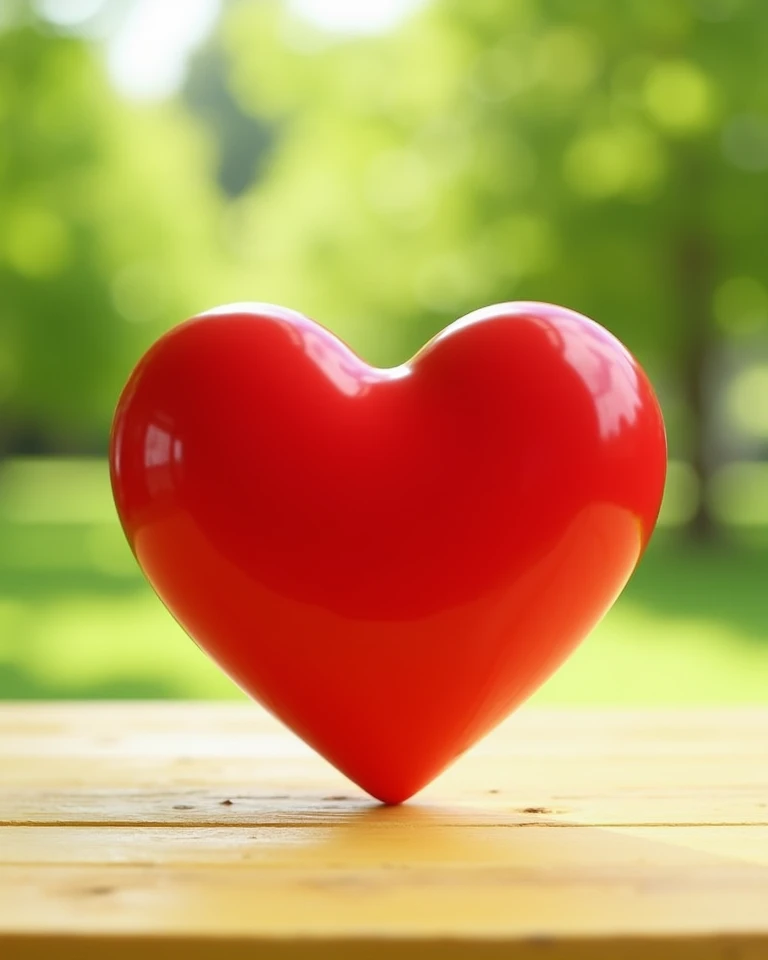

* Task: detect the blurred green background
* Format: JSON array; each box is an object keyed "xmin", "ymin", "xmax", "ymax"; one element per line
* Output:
[{"xmin": 2, "ymin": 0, "xmax": 768, "ymax": 703}]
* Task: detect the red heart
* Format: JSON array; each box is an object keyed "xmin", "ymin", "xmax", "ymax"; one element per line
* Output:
[{"xmin": 110, "ymin": 302, "xmax": 666, "ymax": 803}]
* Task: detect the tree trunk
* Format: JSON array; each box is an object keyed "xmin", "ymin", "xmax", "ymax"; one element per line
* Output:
[{"xmin": 676, "ymin": 230, "xmax": 719, "ymax": 542}]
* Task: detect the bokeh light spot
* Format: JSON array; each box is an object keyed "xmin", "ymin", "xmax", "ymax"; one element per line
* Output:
[
  {"xmin": 535, "ymin": 27, "xmax": 599, "ymax": 95},
  {"xmin": 644, "ymin": 60, "xmax": 714, "ymax": 134},
  {"xmin": 564, "ymin": 125, "xmax": 664, "ymax": 199},
  {"xmin": 4, "ymin": 205, "xmax": 70, "ymax": 278},
  {"xmin": 289, "ymin": 0, "xmax": 422, "ymax": 35},
  {"xmin": 33, "ymin": 0, "xmax": 103, "ymax": 28}
]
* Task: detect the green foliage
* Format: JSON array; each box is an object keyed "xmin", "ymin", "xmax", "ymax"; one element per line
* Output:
[
  {"xmin": 3, "ymin": 0, "xmax": 768, "ymax": 478},
  {"xmin": 0, "ymin": 18, "xmax": 229, "ymax": 451},
  {"xmin": 216, "ymin": 0, "xmax": 768, "ymax": 451}
]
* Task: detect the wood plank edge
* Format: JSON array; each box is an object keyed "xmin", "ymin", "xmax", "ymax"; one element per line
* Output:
[
  {"xmin": 2, "ymin": 932, "xmax": 767, "ymax": 960},
  {"xmin": 4, "ymin": 820, "xmax": 768, "ymax": 829}
]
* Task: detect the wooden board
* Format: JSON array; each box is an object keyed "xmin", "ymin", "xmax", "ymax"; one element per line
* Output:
[{"xmin": 1, "ymin": 704, "xmax": 768, "ymax": 959}]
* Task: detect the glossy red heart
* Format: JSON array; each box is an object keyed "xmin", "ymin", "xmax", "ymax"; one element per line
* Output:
[{"xmin": 110, "ymin": 302, "xmax": 666, "ymax": 803}]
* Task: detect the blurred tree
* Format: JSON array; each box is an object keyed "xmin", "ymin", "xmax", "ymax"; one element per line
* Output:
[
  {"xmin": 184, "ymin": 41, "xmax": 276, "ymax": 197},
  {"xmin": 0, "ymin": 11, "xmax": 230, "ymax": 456},
  {"xmin": 219, "ymin": 0, "xmax": 768, "ymax": 538}
]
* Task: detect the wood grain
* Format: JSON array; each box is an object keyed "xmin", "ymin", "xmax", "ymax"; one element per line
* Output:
[{"xmin": 1, "ymin": 703, "xmax": 768, "ymax": 959}]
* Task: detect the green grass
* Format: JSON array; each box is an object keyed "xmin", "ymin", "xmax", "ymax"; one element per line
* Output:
[{"xmin": 1, "ymin": 458, "xmax": 767, "ymax": 704}]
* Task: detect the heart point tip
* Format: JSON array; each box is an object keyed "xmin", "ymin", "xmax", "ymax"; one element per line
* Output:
[{"xmin": 360, "ymin": 782, "xmax": 425, "ymax": 806}]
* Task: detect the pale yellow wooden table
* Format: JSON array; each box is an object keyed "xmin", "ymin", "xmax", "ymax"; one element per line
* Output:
[{"xmin": 1, "ymin": 703, "xmax": 768, "ymax": 959}]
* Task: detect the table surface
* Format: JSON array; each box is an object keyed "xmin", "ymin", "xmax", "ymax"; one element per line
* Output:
[{"xmin": 1, "ymin": 703, "xmax": 768, "ymax": 959}]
